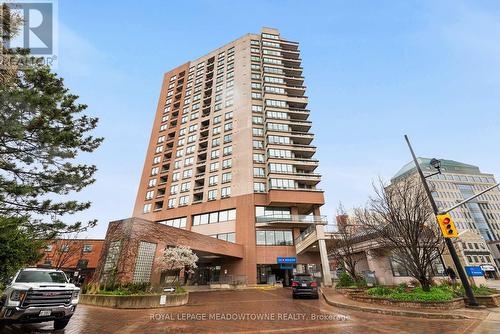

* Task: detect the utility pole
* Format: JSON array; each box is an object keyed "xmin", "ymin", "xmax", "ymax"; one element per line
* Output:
[{"xmin": 404, "ymin": 135, "xmax": 480, "ymax": 307}]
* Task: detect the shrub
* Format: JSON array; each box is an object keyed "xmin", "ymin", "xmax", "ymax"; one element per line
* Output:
[
  {"xmin": 355, "ymin": 277, "xmax": 367, "ymax": 288},
  {"xmin": 367, "ymin": 285, "xmax": 454, "ymax": 301},
  {"xmin": 367, "ymin": 286, "xmax": 392, "ymax": 296},
  {"xmin": 388, "ymin": 287, "xmax": 454, "ymax": 302},
  {"xmin": 337, "ymin": 272, "xmax": 355, "ymax": 287},
  {"xmin": 83, "ymin": 282, "xmax": 152, "ymax": 295}
]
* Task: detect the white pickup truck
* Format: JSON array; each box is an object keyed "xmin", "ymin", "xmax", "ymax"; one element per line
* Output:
[{"xmin": 0, "ymin": 268, "xmax": 80, "ymax": 330}]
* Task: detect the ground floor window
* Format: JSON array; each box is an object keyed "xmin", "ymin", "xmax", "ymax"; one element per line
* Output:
[{"xmin": 389, "ymin": 253, "xmax": 445, "ymax": 277}]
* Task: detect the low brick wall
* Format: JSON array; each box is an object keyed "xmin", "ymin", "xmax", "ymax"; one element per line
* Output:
[
  {"xmin": 335, "ymin": 288, "xmax": 366, "ymax": 295},
  {"xmin": 465, "ymin": 294, "xmax": 500, "ymax": 308},
  {"xmin": 80, "ymin": 292, "xmax": 189, "ymax": 309},
  {"xmin": 347, "ymin": 294, "xmax": 465, "ymax": 309}
]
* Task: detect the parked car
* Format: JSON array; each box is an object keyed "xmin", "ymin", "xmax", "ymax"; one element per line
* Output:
[
  {"xmin": 291, "ymin": 273, "xmax": 319, "ymax": 299},
  {"xmin": 0, "ymin": 268, "xmax": 80, "ymax": 329}
]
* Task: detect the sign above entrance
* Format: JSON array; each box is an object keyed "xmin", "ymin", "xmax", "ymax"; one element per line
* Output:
[{"xmin": 277, "ymin": 257, "xmax": 296, "ymax": 264}]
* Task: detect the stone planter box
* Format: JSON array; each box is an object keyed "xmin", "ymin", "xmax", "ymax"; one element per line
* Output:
[
  {"xmin": 80, "ymin": 292, "xmax": 189, "ymax": 309},
  {"xmin": 348, "ymin": 294, "xmax": 465, "ymax": 310},
  {"xmin": 465, "ymin": 294, "xmax": 500, "ymax": 308},
  {"xmin": 335, "ymin": 287, "xmax": 366, "ymax": 295}
]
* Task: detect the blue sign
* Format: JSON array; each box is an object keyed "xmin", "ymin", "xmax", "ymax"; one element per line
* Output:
[
  {"xmin": 277, "ymin": 257, "xmax": 296, "ymax": 264},
  {"xmin": 465, "ymin": 266, "xmax": 484, "ymax": 277}
]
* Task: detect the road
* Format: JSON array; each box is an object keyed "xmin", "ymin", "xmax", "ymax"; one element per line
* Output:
[{"xmin": 1, "ymin": 288, "xmax": 482, "ymax": 333}]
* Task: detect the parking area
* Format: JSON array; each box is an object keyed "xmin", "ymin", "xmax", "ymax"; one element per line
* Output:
[{"xmin": 1, "ymin": 288, "xmax": 481, "ymax": 333}]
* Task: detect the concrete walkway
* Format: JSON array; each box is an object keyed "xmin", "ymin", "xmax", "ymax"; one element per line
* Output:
[
  {"xmin": 485, "ymin": 279, "xmax": 500, "ymax": 290},
  {"xmin": 472, "ymin": 308, "xmax": 500, "ymax": 333},
  {"xmin": 321, "ymin": 287, "xmax": 489, "ymax": 320}
]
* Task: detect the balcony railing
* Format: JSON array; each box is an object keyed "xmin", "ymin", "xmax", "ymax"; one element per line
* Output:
[
  {"xmin": 256, "ymin": 214, "xmax": 327, "ymax": 224},
  {"xmin": 295, "ymin": 224, "xmax": 316, "ymax": 243}
]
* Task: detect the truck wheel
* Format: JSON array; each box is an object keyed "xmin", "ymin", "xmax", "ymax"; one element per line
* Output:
[{"xmin": 54, "ymin": 318, "xmax": 70, "ymax": 330}]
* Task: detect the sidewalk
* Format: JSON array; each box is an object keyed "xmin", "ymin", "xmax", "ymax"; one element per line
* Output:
[
  {"xmin": 472, "ymin": 308, "xmax": 500, "ymax": 333},
  {"xmin": 321, "ymin": 287, "xmax": 489, "ymax": 320}
]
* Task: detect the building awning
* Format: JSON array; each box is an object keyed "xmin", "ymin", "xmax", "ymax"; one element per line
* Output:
[{"xmin": 480, "ymin": 265, "xmax": 497, "ymax": 272}]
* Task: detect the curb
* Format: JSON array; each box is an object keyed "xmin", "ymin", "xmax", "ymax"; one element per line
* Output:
[{"xmin": 320, "ymin": 289, "xmax": 471, "ymax": 319}]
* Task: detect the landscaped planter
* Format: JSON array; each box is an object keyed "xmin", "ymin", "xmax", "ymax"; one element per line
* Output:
[
  {"xmin": 335, "ymin": 287, "xmax": 366, "ymax": 295},
  {"xmin": 80, "ymin": 292, "xmax": 189, "ymax": 309},
  {"xmin": 464, "ymin": 294, "xmax": 500, "ymax": 308},
  {"xmin": 347, "ymin": 294, "xmax": 465, "ymax": 309}
]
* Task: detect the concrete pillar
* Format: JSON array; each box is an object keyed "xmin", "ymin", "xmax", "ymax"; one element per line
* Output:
[{"xmin": 316, "ymin": 224, "xmax": 332, "ymax": 286}]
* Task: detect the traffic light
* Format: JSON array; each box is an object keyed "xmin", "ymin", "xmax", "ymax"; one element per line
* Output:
[{"xmin": 436, "ymin": 213, "xmax": 458, "ymax": 238}]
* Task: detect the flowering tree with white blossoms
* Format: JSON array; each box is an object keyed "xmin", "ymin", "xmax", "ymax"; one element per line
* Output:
[{"xmin": 157, "ymin": 245, "xmax": 198, "ymax": 285}]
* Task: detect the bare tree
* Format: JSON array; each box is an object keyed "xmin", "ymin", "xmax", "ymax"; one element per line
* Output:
[
  {"xmin": 328, "ymin": 204, "xmax": 361, "ymax": 280},
  {"xmin": 45, "ymin": 234, "xmax": 84, "ymax": 270},
  {"xmin": 354, "ymin": 177, "xmax": 445, "ymax": 291}
]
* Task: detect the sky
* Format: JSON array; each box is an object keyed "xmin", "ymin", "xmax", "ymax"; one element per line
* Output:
[{"xmin": 53, "ymin": 0, "xmax": 500, "ymax": 238}]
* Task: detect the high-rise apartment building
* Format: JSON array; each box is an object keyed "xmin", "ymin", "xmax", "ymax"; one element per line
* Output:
[
  {"xmin": 392, "ymin": 158, "xmax": 500, "ymax": 277},
  {"xmin": 131, "ymin": 28, "xmax": 331, "ymax": 286}
]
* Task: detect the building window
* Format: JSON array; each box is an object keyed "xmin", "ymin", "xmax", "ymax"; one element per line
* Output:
[
  {"xmin": 183, "ymin": 169, "xmax": 193, "ymax": 179},
  {"xmin": 193, "ymin": 208, "xmax": 236, "ymax": 225},
  {"xmin": 221, "ymin": 186, "xmax": 231, "ymax": 198},
  {"xmin": 256, "ymin": 230, "xmax": 293, "ymax": 246},
  {"xmin": 254, "ymin": 182, "xmax": 266, "ymax": 192},
  {"xmin": 253, "ymin": 128, "xmax": 264, "ymax": 136},
  {"xmin": 145, "ymin": 190, "xmax": 154, "ymax": 200},
  {"xmin": 143, "ymin": 203, "xmax": 152, "ymax": 213},
  {"xmin": 181, "ymin": 182, "xmax": 191, "ymax": 192},
  {"xmin": 269, "ymin": 178, "xmax": 295, "ymax": 189},
  {"xmin": 179, "ymin": 195, "xmax": 190, "ymax": 206},
  {"xmin": 253, "ymin": 154, "xmax": 265, "ymax": 163},
  {"xmin": 209, "ymin": 175, "xmax": 218, "ymax": 186},
  {"xmin": 255, "ymin": 206, "xmax": 291, "ymax": 221},
  {"xmin": 211, "ymin": 149, "xmax": 220, "ymax": 159},
  {"xmin": 222, "ymin": 172, "xmax": 232, "ymax": 183},
  {"xmin": 167, "ymin": 198, "xmax": 176, "ymax": 208},
  {"xmin": 253, "ymin": 167, "xmax": 265, "ymax": 177},
  {"xmin": 222, "ymin": 159, "xmax": 232, "ymax": 169},
  {"xmin": 389, "ymin": 254, "xmax": 445, "ymax": 277},
  {"xmin": 210, "ymin": 162, "xmax": 219, "ymax": 172},
  {"xmin": 223, "ymin": 146, "xmax": 232, "ymax": 156},
  {"xmin": 158, "ymin": 217, "xmax": 187, "ymax": 229},
  {"xmin": 82, "ymin": 245, "xmax": 93, "ymax": 253},
  {"xmin": 208, "ymin": 189, "xmax": 217, "ymax": 201},
  {"xmin": 211, "ymin": 232, "xmax": 236, "ymax": 243},
  {"xmin": 252, "ymin": 105, "xmax": 263, "ymax": 113}
]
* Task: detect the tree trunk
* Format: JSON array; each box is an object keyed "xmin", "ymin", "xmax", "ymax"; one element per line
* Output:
[{"xmin": 419, "ymin": 276, "xmax": 431, "ymax": 292}]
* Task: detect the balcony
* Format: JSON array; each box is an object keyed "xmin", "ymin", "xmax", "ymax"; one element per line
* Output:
[
  {"xmin": 266, "ymin": 156, "xmax": 319, "ymax": 171},
  {"xmin": 255, "ymin": 214, "xmax": 327, "ymax": 228},
  {"xmin": 290, "ymin": 131, "xmax": 314, "ymax": 145},
  {"xmin": 267, "ymin": 143, "xmax": 316, "ymax": 158},
  {"xmin": 280, "ymin": 39, "xmax": 299, "ymax": 51},
  {"xmin": 269, "ymin": 171, "xmax": 321, "ymax": 186},
  {"xmin": 286, "ymin": 108, "xmax": 310, "ymax": 120}
]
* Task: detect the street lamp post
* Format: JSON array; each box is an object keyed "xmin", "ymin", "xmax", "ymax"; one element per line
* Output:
[{"xmin": 404, "ymin": 135, "xmax": 480, "ymax": 307}]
